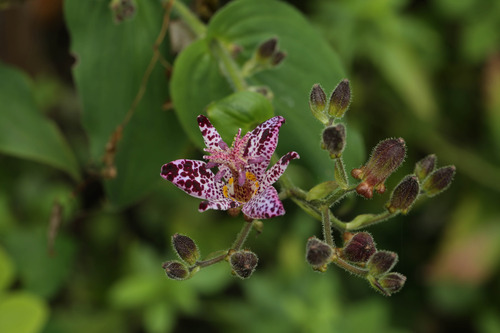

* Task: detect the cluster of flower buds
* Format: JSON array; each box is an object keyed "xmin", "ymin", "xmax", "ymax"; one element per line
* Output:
[
  {"xmin": 309, "ymin": 80, "xmax": 351, "ymax": 158},
  {"xmin": 414, "ymin": 155, "xmax": 456, "ymax": 197},
  {"xmin": 242, "ymin": 37, "xmax": 287, "ymax": 77},
  {"xmin": 340, "ymin": 232, "xmax": 406, "ymax": 296},
  {"xmin": 162, "ymin": 233, "xmax": 200, "ymax": 280}
]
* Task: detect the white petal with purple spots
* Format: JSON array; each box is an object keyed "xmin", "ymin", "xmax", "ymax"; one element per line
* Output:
[
  {"xmin": 242, "ymin": 186, "xmax": 285, "ymax": 219},
  {"xmin": 160, "ymin": 159, "xmax": 224, "ymax": 200},
  {"xmin": 197, "ymin": 115, "xmax": 224, "ymax": 150},
  {"xmin": 261, "ymin": 151, "xmax": 300, "ymax": 190},
  {"xmin": 244, "ymin": 116, "xmax": 285, "ymax": 179},
  {"xmin": 199, "ymin": 199, "xmax": 241, "ymax": 212}
]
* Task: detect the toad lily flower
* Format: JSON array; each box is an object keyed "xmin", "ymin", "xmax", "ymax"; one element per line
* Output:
[{"xmin": 161, "ymin": 115, "xmax": 299, "ymax": 219}]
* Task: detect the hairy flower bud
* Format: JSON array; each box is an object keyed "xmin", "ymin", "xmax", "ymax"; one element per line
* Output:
[
  {"xmin": 162, "ymin": 261, "xmax": 190, "ymax": 280},
  {"xmin": 422, "ymin": 166, "xmax": 456, "ymax": 197},
  {"xmin": 172, "ymin": 233, "xmax": 200, "ymax": 266},
  {"xmin": 230, "ymin": 250, "xmax": 258, "ymax": 279},
  {"xmin": 306, "ymin": 237, "xmax": 333, "ymax": 269},
  {"xmin": 322, "ymin": 124, "xmax": 346, "ymax": 158},
  {"xmin": 341, "ymin": 232, "xmax": 376, "ymax": 263},
  {"xmin": 386, "ymin": 175, "xmax": 420, "ymax": 214},
  {"xmin": 257, "ymin": 38, "xmax": 278, "ymax": 59},
  {"xmin": 367, "ymin": 251, "xmax": 398, "ymax": 278},
  {"xmin": 270, "ymin": 51, "xmax": 286, "ymax": 66},
  {"xmin": 352, "ymin": 138, "xmax": 406, "ymax": 198},
  {"xmin": 414, "ymin": 154, "xmax": 436, "ymax": 182},
  {"xmin": 328, "ymin": 79, "xmax": 351, "ymax": 118},
  {"xmin": 309, "ymin": 84, "xmax": 329, "ymax": 124},
  {"xmin": 378, "ymin": 272, "xmax": 406, "ymax": 295}
]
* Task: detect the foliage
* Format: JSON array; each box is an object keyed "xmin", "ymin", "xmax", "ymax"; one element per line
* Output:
[{"xmin": 1, "ymin": 0, "xmax": 500, "ymax": 332}]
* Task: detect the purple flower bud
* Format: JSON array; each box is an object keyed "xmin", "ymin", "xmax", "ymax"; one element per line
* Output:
[
  {"xmin": 257, "ymin": 38, "xmax": 278, "ymax": 59},
  {"xmin": 367, "ymin": 251, "xmax": 398, "ymax": 278},
  {"xmin": 386, "ymin": 175, "xmax": 420, "ymax": 214},
  {"xmin": 306, "ymin": 237, "xmax": 333, "ymax": 269},
  {"xmin": 328, "ymin": 79, "xmax": 351, "ymax": 118},
  {"xmin": 378, "ymin": 272, "xmax": 406, "ymax": 295},
  {"xmin": 172, "ymin": 234, "xmax": 200, "ymax": 266},
  {"xmin": 230, "ymin": 250, "xmax": 258, "ymax": 279},
  {"xmin": 322, "ymin": 124, "xmax": 346, "ymax": 158},
  {"xmin": 162, "ymin": 261, "xmax": 190, "ymax": 280},
  {"xmin": 414, "ymin": 154, "xmax": 436, "ymax": 182},
  {"xmin": 309, "ymin": 84, "xmax": 328, "ymax": 124},
  {"xmin": 271, "ymin": 51, "xmax": 286, "ymax": 66},
  {"xmin": 352, "ymin": 138, "xmax": 406, "ymax": 198},
  {"xmin": 422, "ymin": 165, "xmax": 456, "ymax": 197},
  {"xmin": 342, "ymin": 232, "xmax": 376, "ymax": 263}
]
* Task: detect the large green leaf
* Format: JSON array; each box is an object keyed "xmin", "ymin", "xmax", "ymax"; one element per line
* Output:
[
  {"xmin": 0, "ymin": 292, "xmax": 49, "ymax": 333},
  {"xmin": 171, "ymin": 0, "xmax": 363, "ymax": 180},
  {"xmin": 0, "ymin": 62, "xmax": 80, "ymax": 181},
  {"xmin": 65, "ymin": 0, "xmax": 186, "ymax": 207}
]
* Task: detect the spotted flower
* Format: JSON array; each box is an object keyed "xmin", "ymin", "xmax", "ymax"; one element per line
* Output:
[{"xmin": 161, "ymin": 115, "xmax": 299, "ymax": 219}]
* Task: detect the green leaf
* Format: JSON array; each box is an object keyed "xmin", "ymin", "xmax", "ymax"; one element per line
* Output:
[
  {"xmin": 0, "ymin": 62, "xmax": 80, "ymax": 181},
  {"xmin": 0, "ymin": 245, "xmax": 15, "ymax": 291},
  {"xmin": 65, "ymin": 0, "xmax": 187, "ymax": 207},
  {"xmin": 171, "ymin": 0, "xmax": 363, "ymax": 180},
  {"xmin": 306, "ymin": 181, "xmax": 339, "ymax": 201},
  {"xmin": 2, "ymin": 227, "xmax": 76, "ymax": 299},
  {"xmin": 207, "ymin": 91, "xmax": 274, "ymax": 142},
  {"xmin": 0, "ymin": 292, "xmax": 49, "ymax": 333}
]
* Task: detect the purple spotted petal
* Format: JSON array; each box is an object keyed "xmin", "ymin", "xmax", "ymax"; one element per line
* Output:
[
  {"xmin": 161, "ymin": 159, "xmax": 224, "ymax": 200},
  {"xmin": 199, "ymin": 199, "xmax": 241, "ymax": 212},
  {"xmin": 197, "ymin": 115, "xmax": 224, "ymax": 150},
  {"xmin": 261, "ymin": 151, "xmax": 300, "ymax": 190},
  {"xmin": 241, "ymin": 186, "xmax": 285, "ymax": 219},
  {"xmin": 244, "ymin": 116, "xmax": 285, "ymax": 179}
]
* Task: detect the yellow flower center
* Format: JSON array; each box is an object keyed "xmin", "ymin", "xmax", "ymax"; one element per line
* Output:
[{"xmin": 223, "ymin": 171, "xmax": 259, "ymax": 203}]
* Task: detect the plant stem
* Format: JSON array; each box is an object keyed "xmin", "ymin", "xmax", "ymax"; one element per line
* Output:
[
  {"xmin": 171, "ymin": 0, "xmax": 206, "ymax": 38},
  {"xmin": 195, "ymin": 253, "xmax": 227, "ymax": 268},
  {"xmin": 231, "ymin": 220, "xmax": 254, "ymax": 250},
  {"xmin": 334, "ymin": 157, "xmax": 349, "ymax": 189},
  {"xmin": 322, "ymin": 205, "xmax": 334, "ymax": 246},
  {"xmin": 345, "ymin": 211, "xmax": 395, "ymax": 230},
  {"xmin": 210, "ymin": 39, "xmax": 248, "ymax": 91},
  {"xmin": 332, "ymin": 255, "xmax": 368, "ymax": 277}
]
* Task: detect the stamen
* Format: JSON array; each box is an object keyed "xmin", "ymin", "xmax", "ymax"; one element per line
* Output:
[
  {"xmin": 238, "ymin": 170, "xmax": 246, "ymax": 186},
  {"xmin": 218, "ymin": 140, "xmax": 228, "ymax": 150},
  {"xmin": 206, "ymin": 162, "xmax": 217, "ymax": 169},
  {"xmin": 248, "ymin": 156, "xmax": 266, "ymax": 164},
  {"xmin": 215, "ymin": 169, "xmax": 225, "ymax": 182}
]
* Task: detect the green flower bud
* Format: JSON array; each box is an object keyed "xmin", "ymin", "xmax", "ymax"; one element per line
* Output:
[
  {"xmin": 162, "ymin": 260, "xmax": 190, "ymax": 280},
  {"xmin": 172, "ymin": 233, "xmax": 200, "ymax": 266},
  {"xmin": 342, "ymin": 232, "xmax": 376, "ymax": 263},
  {"xmin": 422, "ymin": 166, "xmax": 456, "ymax": 197},
  {"xmin": 306, "ymin": 237, "xmax": 333, "ymax": 269},
  {"xmin": 328, "ymin": 79, "xmax": 351, "ymax": 118},
  {"xmin": 257, "ymin": 38, "xmax": 278, "ymax": 59},
  {"xmin": 352, "ymin": 138, "xmax": 406, "ymax": 198},
  {"xmin": 378, "ymin": 272, "xmax": 406, "ymax": 295},
  {"xmin": 367, "ymin": 251, "xmax": 398, "ymax": 278},
  {"xmin": 386, "ymin": 175, "xmax": 420, "ymax": 214},
  {"xmin": 322, "ymin": 124, "xmax": 346, "ymax": 158},
  {"xmin": 309, "ymin": 84, "xmax": 329, "ymax": 124},
  {"xmin": 229, "ymin": 250, "xmax": 258, "ymax": 279},
  {"xmin": 414, "ymin": 154, "xmax": 436, "ymax": 182}
]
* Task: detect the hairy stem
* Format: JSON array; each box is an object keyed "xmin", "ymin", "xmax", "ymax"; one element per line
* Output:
[
  {"xmin": 232, "ymin": 220, "xmax": 254, "ymax": 250},
  {"xmin": 322, "ymin": 205, "xmax": 334, "ymax": 246}
]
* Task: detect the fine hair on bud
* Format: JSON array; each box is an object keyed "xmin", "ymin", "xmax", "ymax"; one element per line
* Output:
[
  {"xmin": 322, "ymin": 124, "xmax": 346, "ymax": 158},
  {"xmin": 378, "ymin": 272, "xmax": 406, "ymax": 295},
  {"xmin": 386, "ymin": 175, "xmax": 420, "ymax": 214},
  {"xmin": 414, "ymin": 154, "xmax": 436, "ymax": 181},
  {"xmin": 172, "ymin": 233, "xmax": 200, "ymax": 266},
  {"xmin": 352, "ymin": 138, "xmax": 406, "ymax": 198},
  {"xmin": 328, "ymin": 79, "xmax": 351, "ymax": 118},
  {"xmin": 342, "ymin": 232, "xmax": 376, "ymax": 263},
  {"xmin": 367, "ymin": 251, "xmax": 398, "ymax": 278},
  {"xmin": 230, "ymin": 250, "xmax": 258, "ymax": 279},
  {"xmin": 162, "ymin": 261, "xmax": 190, "ymax": 280},
  {"xmin": 422, "ymin": 165, "xmax": 456, "ymax": 197},
  {"xmin": 306, "ymin": 237, "xmax": 333, "ymax": 268}
]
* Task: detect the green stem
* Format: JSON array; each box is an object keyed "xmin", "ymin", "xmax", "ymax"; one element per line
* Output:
[
  {"xmin": 334, "ymin": 157, "xmax": 349, "ymax": 189},
  {"xmin": 171, "ymin": 1, "xmax": 206, "ymax": 38},
  {"xmin": 345, "ymin": 211, "xmax": 395, "ymax": 231},
  {"xmin": 210, "ymin": 39, "xmax": 248, "ymax": 91},
  {"xmin": 322, "ymin": 205, "xmax": 334, "ymax": 246},
  {"xmin": 231, "ymin": 220, "xmax": 254, "ymax": 250},
  {"xmin": 332, "ymin": 256, "xmax": 369, "ymax": 277},
  {"xmin": 195, "ymin": 253, "xmax": 227, "ymax": 268}
]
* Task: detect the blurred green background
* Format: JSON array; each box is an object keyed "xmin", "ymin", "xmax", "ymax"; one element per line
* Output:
[{"xmin": 1, "ymin": 0, "xmax": 500, "ymax": 332}]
